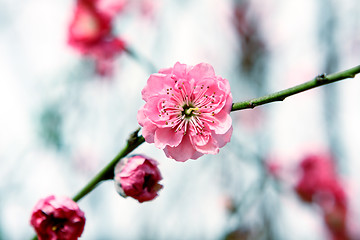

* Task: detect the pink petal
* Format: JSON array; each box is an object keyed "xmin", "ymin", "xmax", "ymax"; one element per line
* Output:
[
  {"xmin": 137, "ymin": 105, "xmax": 147, "ymax": 127},
  {"xmin": 141, "ymin": 73, "xmax": 173, "ymax": 101},
  {"xmin": 137, "ymin": 105, "xmax": 157, "ymax": 143},
  {"xmin": 163, "ymin": 135, "xmax": 196, "ymax": 162},
  {"xmin": 188, "ymin": 63, "xmax": 215, "ymax": 81},
  {"xmin": 172, "ymin": 62, "xmax": 189, "ymax": 79},
  {"xmin": 190, "ymin": 131, "xmax": 210, "ymax": 146},
  {"xmin": 142, "ymin": 96, "xmax": 168, "ymax": 125},
  {"xmin": 154, "ymin": 127, "xmax": 183, "ymax": 149},
  {"xmin": 192, "ymin": 136, "xmax": 219, "ymax": 155},
  {"xmin": 158, "ymin": 67, "xmax": 173, "ymax": 74},
  {"xmin": 216, "ymin": 76, "xmax": 231, "ymax": 95},
  {"xmin": 212, "ymin": 126, "xmax": 233, "ymax": 148},
  {"xmin": 190, "ymin": 151, "xmax": 204, "ymax": 160},
  {"xmin": 207, "ymin": 109, "xmax": 233, "ymax": 134}
]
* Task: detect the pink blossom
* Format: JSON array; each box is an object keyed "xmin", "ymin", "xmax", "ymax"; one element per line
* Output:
[
  {"xmin": 114, "ymin": 155, "xmax": 163, "ymax": 203},
  {"xmin": 137, "ymin": 62, "xmax": 233, "ymax": 162},
  {"xmin": 295, "ymin": 154, "xmax": 345, "ymax": 203},
  {"xmin": 30, "ymin": 195, "xmax": 85, "ymax": 240},
  {"xmin": 294, "ymin": 153, "xmax": 350, "ymax": 239},
  {"xmin": 68, "ymin": 0, "xmax": 126, "ymax": 76},
  {"xmin": 68, "ymin": 0, "xmax": 111, "ymax": 52}
]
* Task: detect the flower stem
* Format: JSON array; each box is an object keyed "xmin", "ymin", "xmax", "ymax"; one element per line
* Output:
[
  {"xmin": 231, "ymin": 65, "xmax": 360, "ymax": 111},
  {"xmin": 72, "ymin": 129, "xmax": 145, "ymax": 202},
  {"xmin": 124, "ymin": 47, "xmax": 158, "ymax": 74}
]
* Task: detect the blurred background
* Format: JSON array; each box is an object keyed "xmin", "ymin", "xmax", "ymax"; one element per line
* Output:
[{"xmin": 0, "ymin": 0, "xmax": 360, "ymax": 239}]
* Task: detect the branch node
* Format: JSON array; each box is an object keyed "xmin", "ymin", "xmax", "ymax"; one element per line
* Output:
[
  {"xmin": 349, "ymin": 74, "xmax": 356, "ymax": 78},
  {"xmin": 128, "ymin": 127, "xmax": 141, "ymax": 145},
  {"xmin": 278, "ymin": 96, "xmax": 286, "ymax": 102},
  {"xmin": 315, "ymin": 73, "xmax": 327, "ymax": 83}
]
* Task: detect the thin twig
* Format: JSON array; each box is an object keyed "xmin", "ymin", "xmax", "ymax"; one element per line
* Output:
[{"xmin": 231, "ymin": 65, "xmax": 360, "ymax": 111}]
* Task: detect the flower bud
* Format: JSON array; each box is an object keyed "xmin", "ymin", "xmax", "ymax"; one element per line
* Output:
[
  {"xmin": 114, "ymin": 155, "xmax": 163, "ymax": 203},
  {"xmin": 30, "ymin": 195, "xmax": 85, "ymax": 240}
]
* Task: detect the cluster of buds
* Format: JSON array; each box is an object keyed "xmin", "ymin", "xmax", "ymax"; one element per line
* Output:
[
  {"xmin": 68, "ymin": 0, "xmax": 127, "ymax": 76},
  {"xmin": 295, "ymin": 154, "xmax": 350, "ymax": 240}
]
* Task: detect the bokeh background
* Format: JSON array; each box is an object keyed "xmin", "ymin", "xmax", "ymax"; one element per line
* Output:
[{"xmin": 0, "ymin": 0, "xmax": 360, "ymax": 239}]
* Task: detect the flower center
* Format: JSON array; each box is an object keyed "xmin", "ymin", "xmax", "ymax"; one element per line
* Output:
[
  {"xmin": 158, "ymin": 82, "xmax": 218, "ymax": 136},
  {"xmin": 182, "ymin": 104, "xmax": 199, "ymax": 118},
  {"xmin": 41, "ymin": 210, "xmax": 67, "ymax": 233}
]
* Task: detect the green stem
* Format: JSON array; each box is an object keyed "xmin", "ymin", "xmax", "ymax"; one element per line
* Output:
[
  {"xmin": 72, "ymin": 130, "xmax": 145, "ymax": 202},
  {"xmin": 231, "ymin": 65, "xmax": 360, "ymax": 111}
]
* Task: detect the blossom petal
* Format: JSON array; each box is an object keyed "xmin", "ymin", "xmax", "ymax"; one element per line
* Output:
[
  {"xmin": 141, "ymin": 73, "xmax": 173, "ymax": 101},
  {"xmin": 192, "ymin": 136, "xmax": 219, "ymax": 154},
  {"xmin": 154, "ymin": 127, "xmax": 183, "ymax": 149},
  {"xmin": 137, "ymin": 105, "xmax": 157, "ymax": 143},
  {"xmin": 212, "ymin": 126, "xmax": 233, "ymax": 148},
  {"xmin": 163, "ymin": 135, "xmax": 196, "ymax": 162},
  {"xmin": 207, "ymin": 109, "xmax": 233, "ymax": 134},
  {"xmin": 172, "ymin": 62, "xmax": 189, "ymax": 79},
  {"xmin": 188, "ymin": 63, "xmax": 215, "ymax": 81}
]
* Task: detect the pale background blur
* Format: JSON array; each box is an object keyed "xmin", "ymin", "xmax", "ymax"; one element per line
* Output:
[{"xmin": 0, "ymin": 0, "xmax": 360, "ymax": 239}]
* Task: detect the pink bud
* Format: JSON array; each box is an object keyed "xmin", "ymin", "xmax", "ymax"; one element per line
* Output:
[
  {"xmin": 114, "ymin": 155, "xmax": 163, "ymax": 203},
  {"xmin": 30, "ymin": 195, "xmax": 85, "ymax": 240}
]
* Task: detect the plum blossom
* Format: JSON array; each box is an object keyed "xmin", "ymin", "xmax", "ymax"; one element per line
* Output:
[
  {"xmin": 114, "ymin": 155, "xmax": 163, "ymax": 203},
  {"xmin": 294, "ymin": 153, "xmax": 350, "ymax": 240},
  {"xmin": 30, "ymin": 195, "xmax": 85, "ymax": 240},
  {"xmin": 137, "ymin": 62, "xmax": 233, "ymax": 161},
  {"xmin": 68, "ymin": 0, "xmax": 126, "ymax": 76},
  {"xmin": 295, "ymin": 154, "xmax": 345, "ymax": 204},
  {"xmin": 68, "ymin": 0, "xmax": 112, "ymax": 52}
]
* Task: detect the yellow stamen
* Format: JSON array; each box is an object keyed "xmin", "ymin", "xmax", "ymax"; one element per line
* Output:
[{"xmin": 185, "ymin": 107, "xmax": 199, "ymax": 115}]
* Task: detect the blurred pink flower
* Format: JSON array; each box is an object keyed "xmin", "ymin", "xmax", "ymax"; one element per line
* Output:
[
  {"xmin": 68, "ymin": 0, "xmax": 126, "ymax": 76},
  {"xmin": 114, "ymin": 155, "xmax": 163, "ymax": 203},
  {"xmin": 138, "ymin": 62, "xmax": 233, "ymax": 161},
  {"xmin": 295, "ymin": 154, "xmax": 345, "ymax": 203},
  {"xmin": 30, "ymin": 195, "xmax": 85, "ymax": 240},
  {"xmin": 68, "ymin": 0, "xmax": 111, "ymax": 52},
  {"xmin": 294, "ymin": 153, "xmax": 350, "ymax": 240}
]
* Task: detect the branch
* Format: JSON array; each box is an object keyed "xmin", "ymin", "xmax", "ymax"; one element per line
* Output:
[
  {"xmin": 124, "ymin": 47, "xmax": 158, "ymax": 74},
  {"xmin": 231, "ymin": 65, "xmax": 360, "ymax": 111}
]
